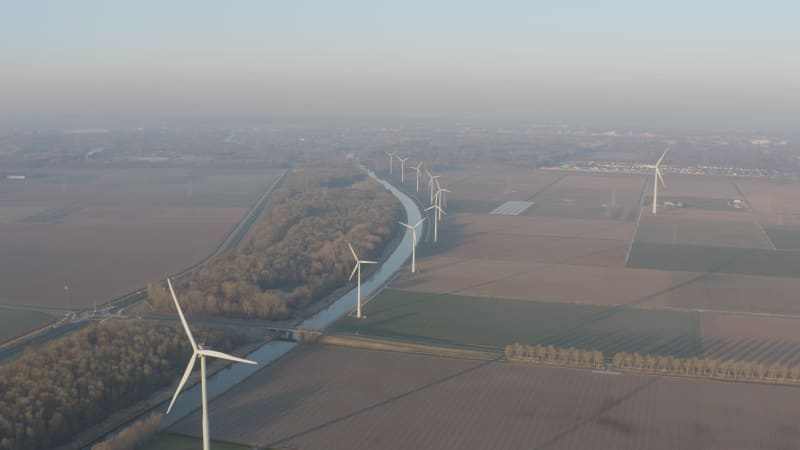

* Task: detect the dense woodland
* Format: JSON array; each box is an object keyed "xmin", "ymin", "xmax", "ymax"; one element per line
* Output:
[
  {"xmin": 149, "ymin": 168, "xmax": 403, "ymax": 319},
  {"xmin": 0, "ymin": 321, "xmax": 245, "ymax": 450}
]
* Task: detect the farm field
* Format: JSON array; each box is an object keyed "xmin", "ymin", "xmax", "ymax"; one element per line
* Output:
[
  {"xmin": 332, "ymin": 289, "xmax": 702, "ymax": 357},
  {"xmin": 700, "ymin": 311, "xmax": 800, "ymax": 366},
  {"xmin": 0, "ymin": 307, "xmax": 61, "ymax": 342},
  {"xmin": 140, "ymin": 433, "xmax": 251, "ymax": 450},
  {"xmin": 633, "ymin": 214, "xmax": 773, "ymax": 249},
  {"xmin": 523, "ymin": 173, "xmax": 644, "ymax": 221},
  {"xmin": 627, "ymin": 242, "xmax": 800, "ymax": 278},
  {"xmin": 0, "ymin": 167, "xmax": 282, "ymax": 310},
  {"xmin": 172, "ymin": 344, "xmax": 800, "ymax": 450}
]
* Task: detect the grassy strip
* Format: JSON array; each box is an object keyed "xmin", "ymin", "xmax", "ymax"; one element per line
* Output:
[{"xmin": 321, "ymin": 334, "xmax": 499, "ymax": 361}]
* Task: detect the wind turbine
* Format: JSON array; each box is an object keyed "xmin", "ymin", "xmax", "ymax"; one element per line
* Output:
[
  {"xmin": 165, "ymin": 278, "xmax": 257, "ymax": 450},
  {"xmin": 397, "ymin": 157, "xmax": 408, "ymax": 183},
  {"xmin": 348, "ymin": 242, "xmax": 376, "ymax": 318},
  {"xmin": 385, "ymin": 151, "xmax": 396, "ymax": 174},
  {"xmin": 399, "ymin": 218, "xmax": 425, "ymax": 272},
  {"xmin": 412, "ymin": 162, "xmax": 424, "ymax": 192},
  {"xmin": 425, "ymin": 202, "xmax": 445, "ymax": 243},
  {"xmin": 435, "ymin": 187, "xmax": 450, "ymax": 221},
  {"xmin": 426, "ymin": 170, "xmax": 440, "ymax": 204},
  {"xmin": 644, "ymin": 145, "xmax": 670, "ymax": 214}
]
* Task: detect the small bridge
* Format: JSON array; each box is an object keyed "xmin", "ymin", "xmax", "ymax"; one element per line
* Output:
[{"xmin": 266, "ymin": 327, "xmax": 323, "ymax": 342}]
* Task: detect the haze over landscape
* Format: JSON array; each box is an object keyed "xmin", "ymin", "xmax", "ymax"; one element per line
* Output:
[
  {"xmin": 2, "ymin": 2, "xmax": 800, "ymax": 450},
  {"xmin": 2, "ymin": 1, "xmax": 799, "ymax": 131}
]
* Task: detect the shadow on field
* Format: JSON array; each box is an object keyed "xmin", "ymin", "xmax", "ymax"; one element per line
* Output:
[
  {"xmin": 534, "ymin": 377, "xmax": 659, "ymax": 450},
  {"xmin": 266, "ymin": 356, "xmax": 500, "ymax": 448}
]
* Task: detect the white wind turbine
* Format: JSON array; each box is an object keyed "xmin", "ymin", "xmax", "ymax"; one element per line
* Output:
[
  {"xmin": 399, "ymin": 218, "xmax": 425, "ymax": 273},
  {"xmin": 165, "ymin": 278, "xmax": 256, "ymax": 450},
  {"xmin": 644, "ymin": 145, "xmax": 670, "ymax": 214},
  {"xmin": 425, "ymin": 197, "xmax": 445, "ymax": 243},
  {"xmin": 348, "ymin": 242, "xmax": 376, "ymax": 318},
  {"xmin": 436, "ymin": 186, "xmax": 450, "ymax": 217},
  {"xmin": 426, "ymin": 170, "xmax": 440, "ymax": 204},
  {"xmin": 385, "ymin": 151, "xmax": 396, "ymax": 174},
  {"xmin": 397, "ymin": 156, "xmax": 408, "ymax": 183},
  {"xmin": 412, "ymin": 162, "xmax": 424, "ymax": 192}
]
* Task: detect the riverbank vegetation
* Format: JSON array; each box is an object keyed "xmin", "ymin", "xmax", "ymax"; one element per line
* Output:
[
  {"xmin": 0, "ymin": 321, "xmax": 246, "ymax": 450},
  {"xmin": 149, "ymin": 167, "xmax": 403, "ymax": 319}
]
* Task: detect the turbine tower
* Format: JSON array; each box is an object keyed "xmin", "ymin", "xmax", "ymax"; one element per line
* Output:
[
  {"xmin": 433, "ymin": 187, "xmax": 452, "ymax": 220},
  {"xmin": 165, "ymin": 278, "xmax": 257, "ymax": 450},
  {"xmin": 385, "ymin": 151, "xmax": 396, "ymax": 174},
  {"xmin": 348, "ymin": 242, "xmax": 376, "ymax": 318},
  {"xmin": 412, "ymin": 162, "xmax": 424, "ymax": 192},
  {"xmin": 426, "ymin": 171, "xmax": 440, "ymax": 204},
  {"xmin": 397, "ymin": 157, "xmax": 408, "ymax": 183},
  {"xmin": 645, "ymin": 145, "xmax": 670, "ymax": 214},
  {"xmin": 399, "ymin": 218, "xmax": 425, "ymax": 272},
  {"xmin": 425, "ymin": 201, "xmax": 445, "ymax": 243}
]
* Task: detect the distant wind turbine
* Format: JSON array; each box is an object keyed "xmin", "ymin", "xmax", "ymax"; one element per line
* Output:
[
  {"xmin": 165, "ymin": 278, "xmax": 256, "ymax": 450},
  {"xmin": 427, "ymin": 171, "xmax": 440, "ymax": 204},
  {"xmin": 437, "ymin": 186, "xmax": 450, "ymax": 214},
  {"xmin": 397, "ymin": 157, "xmax": 408, "ymax": 183},
  {"xmin": 644, "ymin": 145, "xmax": 670, "ymax": 214},
  {"xmin": 412, "ymin": 162, "xmax": 424, "ymax": 192},
  {"xmin": 385, "ymin": 151, "xmax": 396, "ymax": 174},
  {"xmin": 348, "ymin": 242, "xmax": 376, "ymax": 318},
  {"xmin": 425, "ymin": 200, "xmax": 445, "ymax": 243},
  {"xmin": 399, "ymin": 218, "xmax": 425, "ymax": 272}
]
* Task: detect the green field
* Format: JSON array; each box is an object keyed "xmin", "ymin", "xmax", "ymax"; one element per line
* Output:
[
  {"xmin": 140, "ymin": 433, "xmax": 252, "ymax": 450},
  {"xmin": 332, "ymin": 289, "xmax": 702, "ymax": 357},
  {"xmin": 0, "ymin": 307, "xmax": 60, "ymax": 343},
  {"xmin": 627, "ymin": 242, "xmax": 800, "ymax": 277},
  {"xmin": 635, "ymin": 216, "xmax": 771, "ymax": 249},
  {"xmin": 765, "ymin": 228, "xmax": 800, "ymax": 250}
]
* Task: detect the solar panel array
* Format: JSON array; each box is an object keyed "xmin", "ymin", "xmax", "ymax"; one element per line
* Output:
[{"xmin": 488, "ymin": 201, "xmax": 535, "ymax": 216}]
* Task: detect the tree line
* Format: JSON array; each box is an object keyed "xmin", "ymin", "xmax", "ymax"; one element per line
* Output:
[
  {"xmin": 504, "ymin": 343, "xmax": 605, "ymax": 369},
  {"xmin": 149, "ymin": 167, "xmax": 403, "ymax": 319},
  {"xmin": 0, "ymin": 321, "xmax": 245, "ymax": 450},
  {"xmin": 506, "ymin": 342, "xmax": 800, "ymax": 386},
  {"xmin": 611, "ymin": 351, "xmax": 800, "ymax": 384}
]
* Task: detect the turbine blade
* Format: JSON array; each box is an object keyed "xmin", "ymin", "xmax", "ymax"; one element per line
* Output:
[
  {"xmin": 167, "ymin": 355, "xmax": 197, "ymax": 414},
  {"xmin": 198, "ymin": 349, "xmax": 257, "ymax": 365},
  {"xmin": 167, "ymin": 278, "xmax": 197, "ymax": 351},
  {"xmin": 347, "ymin": 242, "xmax": 358, "ymax": 261},
  {"xmin": 349, "ymin": 263, "xmax": 359, "ymax": 280},
  {"xmin": 415, "ymin": 217, "xmax": 426, "ymax": 227},
  {"xmin": 399, "ymin": 222, "xmax": 413, "ymax": 230},
  {"xmin": 656, "ymin": 145, "xmax": 670, "ymax": 166},
  {"xmin": 425, "ymin": 205, "xmax": 436, "ymax": 212},
  {"xmin": 360, "ymin": 260, "xmax": 378, "ymax": 264},
  {"xmin": 657, "ymin": 168, "xmax": 666, "ymax": 187}
]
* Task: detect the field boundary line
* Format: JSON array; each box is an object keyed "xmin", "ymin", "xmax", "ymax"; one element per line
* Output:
[
  {"xmin": 625, "ymin": 175, "xmax": 649, "ymax": 264},
  {"xmin": 732, "ymin": 181, "xmax": 777, "ymax": 251}
]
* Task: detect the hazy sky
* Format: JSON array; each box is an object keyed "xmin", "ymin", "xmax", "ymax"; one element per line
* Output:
[{"xmin": 2, "ymin": 1, "xmax": 798, "ymax": 131}]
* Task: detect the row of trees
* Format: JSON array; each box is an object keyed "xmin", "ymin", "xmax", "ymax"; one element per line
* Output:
[
  {"xmin": 90, "ymin": 412, "xmax": 162, "ymax": 450},
  {"xmin": 506, "ymin": 342, "xmax": 800, "ymax": 386},
  {"xmin": 0, "ymin": 321, "xmax": 245, "ymax": 450},
  {"xmin": 149, "ymin": 168, "xmax": 403, "ymax": 319},
  {"xmin": 504, "ymin": 343, "xmax": 605, "ymax": 369},
  {"xmin": 612, "ymin": 351, "xmax": 800, "ymax": 383}
]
